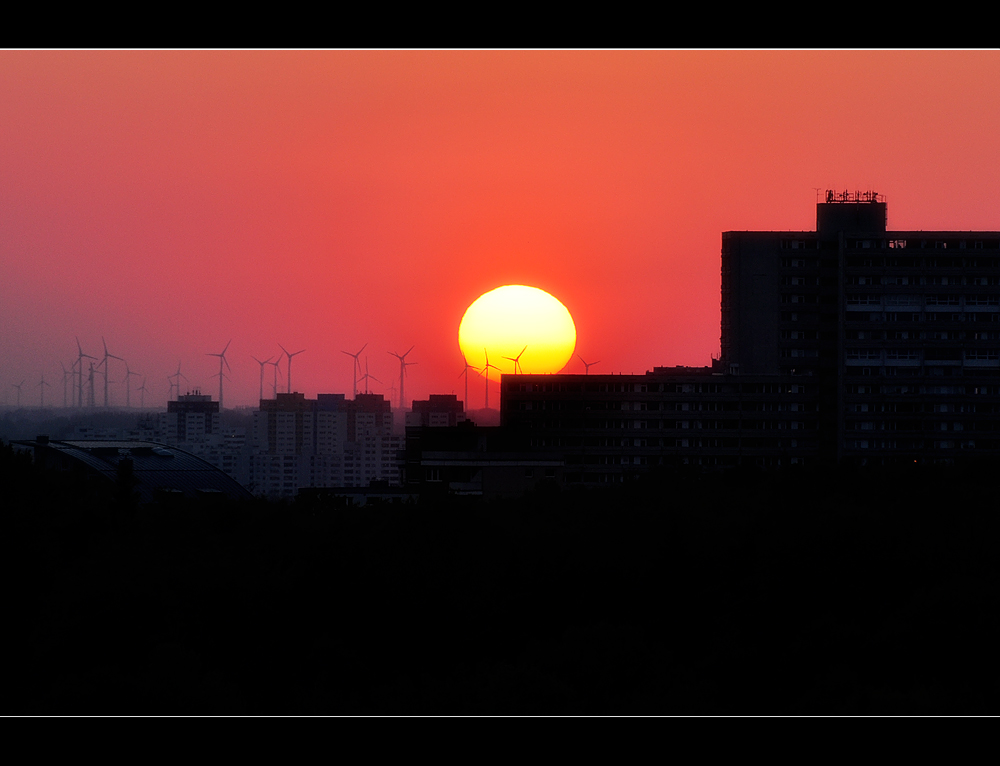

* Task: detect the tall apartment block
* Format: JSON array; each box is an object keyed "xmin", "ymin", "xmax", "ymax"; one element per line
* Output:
[
  {"xmin": 251, "ymin": 392, "xmax": 403, "ymax": 498},
  {"xmin": 499, "ymin": 192, "xmax": 1000, "ymax": 481},
  {"xmin": 160, "ymin": 391, "xmax": 220, "ymax": 442},
  {"xmin": 156, "ymin": 391, "xmax": 250, "ymax": 487}
]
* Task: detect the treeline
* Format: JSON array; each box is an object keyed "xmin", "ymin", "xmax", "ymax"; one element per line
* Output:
[{"xmin": 2, "ymin": 440, "xmax": 999, "ymax": 714}]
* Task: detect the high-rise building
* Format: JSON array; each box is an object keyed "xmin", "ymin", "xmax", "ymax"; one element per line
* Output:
[
  {"xmin": 160, "ymin": 391, "xmax": 219, "ymax": 442},
  {"xmin": 251, "ymin": 392, "xmax": 403, "ymax": 498},
  {"xmin": 722, "ymin": 190, "xmax": 1000, "ymax": 461},
  {"xmin": 156, "ymin": 391, "xmax": 249, "ymax": 487}
]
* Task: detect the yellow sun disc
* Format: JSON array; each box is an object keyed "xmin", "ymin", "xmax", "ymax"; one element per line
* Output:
[{"xmin": 459, "ymin": 285, "xmax": 577, "ymax": 374}]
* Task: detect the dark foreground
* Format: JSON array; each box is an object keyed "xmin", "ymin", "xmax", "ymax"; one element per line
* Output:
[{"xmin": 2, "ymin": 440, "xmax": 998, "ymax": 714}]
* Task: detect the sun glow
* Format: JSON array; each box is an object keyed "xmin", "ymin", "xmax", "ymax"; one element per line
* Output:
[{"xmin": 459, "ymin": 285, "xmax": 577, "ymax": 375}]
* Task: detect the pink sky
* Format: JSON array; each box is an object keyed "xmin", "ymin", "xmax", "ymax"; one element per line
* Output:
[{"xmin": 3, "ymin": 50, "xmax": 999, "ymax": 409}]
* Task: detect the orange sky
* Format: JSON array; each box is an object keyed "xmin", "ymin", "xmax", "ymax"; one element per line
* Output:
[{"xmin": 3, "ymin": 50, "xmax": 1000, "ymax": 409}]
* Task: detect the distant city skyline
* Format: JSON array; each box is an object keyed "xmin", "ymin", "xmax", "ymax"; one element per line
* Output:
[{"xmin": 3, "ymin": 50, "xmax": 999, "ymax": 408}]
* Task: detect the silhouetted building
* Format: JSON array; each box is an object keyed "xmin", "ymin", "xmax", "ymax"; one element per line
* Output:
[
  {"xmin": 405, "ymin": 422, "xmax": 563, "ymax": 499},
  {"xmin": 405, "ymin": 394, "xmax": 468, "ymax": 428},
  {"xmin": 15, "ymin": 436, "xmax": 253, "ymax": 503},
  {"xmin": 722, "ymin": 190, "xmax": 1000, "ymax": 462},
  {"xmin": 494, "ymin": 192, "xmax": 1000, "ymax": 482},
  {"xmin": 251, "ymin": 392, "xmax": 402, "ymax": 498},
  {"xmin": 501, "ymin": 366, "xmax": 819, "ymax": 481}
]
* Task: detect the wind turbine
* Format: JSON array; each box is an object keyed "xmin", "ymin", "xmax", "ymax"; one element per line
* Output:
[
  {"xmin": 98, "ymin": 337, "xmax": 124, "ymax": 408},
  {"xmin": 87, "ymin": 363, "xmax": 96, "ymax": 408},
  {"xmin": 122, "ymin": 362, "xmax": 140, "ymax": 409},
  {"xmin": 267, "ymin": 357, "xmax": 282, "ymax": 398},
  {"xmin": 12, "ymin": 380, "xmax": 24, "ymax": 408},
  {"xmin": 479, "ymin": 349, "xmax": 501, "ymax": 410},
  {"xmin": 279, "ymin": 344, "xmax": 305, "ymax": 393},
  {"xmin": 75, "ymin": 337, "xmax": 97, "ymax": 408},
  {"xmin": 207, "ymin": 340, "xmax": 232, "ymax": 408},
  {"xmin": 168, "ymin": 362, "xmax": 189, "ymax": 401},
  {"xmin": 137, "ymin": 377, "xmax": 149, "ymax": 409},
  {"xmin": 578, "ymin": 354, "xmax": 600, "ymax": 374},
  {"xmin": 503, "ymin": 345, "xmax": 527, "ymax": 374},
  {"xmin": 341, "ymin": 344, "xmax": 367, "ymax": 399},
  {"xmin": 38, "ymin": 374, "xmax": 50, "ymax": 407},
  {"xmin": 251, "ymin": 355, "xmax": 273, "ymax": 403},
  {"xmin": 61, "ymin": 362, "xmax": 71, "ymax": 408},
  {"xmin": 359, "ymin": 356, "xmax": 380, "ymax": 394},
  {"xmin": 458, "ymin": 357, "xmax": 479, "ymax": 413},
  {"xmin": 388, "ymin": 346, "xmax": 416, "ymax": 410}
]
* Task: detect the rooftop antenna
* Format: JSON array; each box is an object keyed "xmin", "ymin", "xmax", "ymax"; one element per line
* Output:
[
  {"xmin": 341, "ymin": 343, "xmax": 367, "ymax": 399},
  {"xmin": 98, "ymin": 337, "xmax": 124, "ymax": 408},
  {"xmin": 503, "ymin": 345, "xmax": 527, "ymax": 374},
  {"xmin": 122, "ymin": 362, "xmax": 140, "ymax": 409},
  {"xmin": 75, "ymin": 337, "xmax": 97, "ymax": 409},
  {"xmin": 251, "ymin": 355, "xmax": 273, "ymax": 403},
  {"xmin": 479, "ymin": 348, "xmax": 501, "ymax": 410},
  {"xmin": 207, "ymin": 340, "xmax": 232, "ymax": 408},
  {"xmin": 359, "ymin": 356, "xmax": 380, "ymax": 394},
  {"xmin": 458, "ymin": 356, "xmax": 479, "ymax": 413},
  {"xmin": 278, "ymin": 344, "xmax": 305, "ymax": 393},
  {"xmin": 388, "ymin": 346, "xmax": 416, "ymax": 410},
  {"xmin": 12, "ymin": 380, "xmax": 24, "ymax": 408},
  {"xmin": 38, "ymin": 373, "xmax": 50, "ymax": 408},
  {"xmin": 578, "ymin": 354, "xmax": 600, "ymax": 374}
]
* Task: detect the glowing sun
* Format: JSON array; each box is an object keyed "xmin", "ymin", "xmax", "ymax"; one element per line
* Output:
[{"xmin": 459, "ymin": 285, "xmax": 577, "ymax": 375}]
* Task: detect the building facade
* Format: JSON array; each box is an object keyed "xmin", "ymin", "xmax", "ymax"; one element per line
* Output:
[{"xmin": 251, "ymin": 392, "xmax": 403, "ymax": 498}]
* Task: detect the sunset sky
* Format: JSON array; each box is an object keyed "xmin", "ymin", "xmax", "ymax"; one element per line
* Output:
[{"xmin": 3, "ymin": 50, "xmax": 999, "ymax": 409}]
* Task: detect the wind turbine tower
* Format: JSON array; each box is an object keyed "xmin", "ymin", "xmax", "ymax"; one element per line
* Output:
[
  {"xmin": 98, "ymin": 337, "xmax": 123, "ymax": 408},
  {"xmin": 12, "ymin": 380, "xmax": 24, "ymax": 408},
  {"xmin": 168, "ymin": 362, "xmax": 188, "ymax": 401},
  {"xmin": 503, "ymin": 345, "xmax": 527, "ymax": 374},
  {"xmin": 87, "ymin": 363, "xmax": 96, "ymax": 408},
  {"xmin": 480, "ymin": 349, "xmax": 501, "ymax": 410},
  {"xmin": 359, "ymin": 356, "xmax": 380, "ymax": 394},
  {"xmin": 252, "ymin": 355, "xmax": 273, "ymax": 403},
  {"xmin": 267, "ymin": 357, "xmax": 281, "ymax": 398},
  {"xmin": 61, "ymin": 362, "xmax": 71, "ymax": 408},
  {"xmin": 459, "ymin": 357, "xmax": 479, "ymax": 413},
  {"xmin": 279, "ymin": 344, "xmax": 305, "ymax": 393},
  {"xmin": 75, "ymin": 338, "xmax": 96, "ymax": 409},
  {"xmin": 207, "ymin": 340, "xmax": 232, "ymax": 408},
  {"xmin": 122, "ymin": 363, "xmax": 140, "ymax": 408},
  {"xmin": 341, "ymin": 344, "xmax": 366, "ymax": 399},
  {"xmin": 578, "ymin": 355, "xmax": 600, "ymax": 374},
  {"xmin": 38, "ymin": 374, "xmax": 50, "ymax": 407},
  {"xmin": 388, "ymin": 346, "xmax": 416, "ymax": 410}
]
